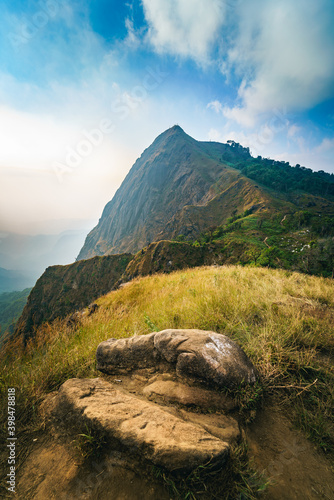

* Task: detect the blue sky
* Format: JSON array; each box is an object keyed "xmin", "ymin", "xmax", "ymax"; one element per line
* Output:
[{"xmin": 1, "ymin": 0, "xmax": 334, "ymax": 234}]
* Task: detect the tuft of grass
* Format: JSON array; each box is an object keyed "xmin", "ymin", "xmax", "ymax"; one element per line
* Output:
[
  {"xmin": 75, "ymin": 423, "xmax": 108, "ymax": 460},
  {"xmin": 0, "ymin": 265, "xmax": 333, "ymax": 495},
  {"xmin": 151, "ymin": 441, "xmax": 269, "ymax": 499}
]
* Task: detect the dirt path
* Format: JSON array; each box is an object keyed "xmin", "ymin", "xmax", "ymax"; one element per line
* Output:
[
  {"xmin": 15, "ymin": 435, "xmax": 169, "ymax": 500},
  {"xmin": 246, "ymin": 405, "xmax": 334, "ymax": 500}
]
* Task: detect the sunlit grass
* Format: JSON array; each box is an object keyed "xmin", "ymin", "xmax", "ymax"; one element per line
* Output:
[{"xmin": 0, "ymin": 265, "xmax": 333, "ymax": 495}]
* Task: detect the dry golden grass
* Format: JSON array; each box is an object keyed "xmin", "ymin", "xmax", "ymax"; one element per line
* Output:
[{"xmin": 1, "ymin": 265, "xmax": 333, "ymax": 461}]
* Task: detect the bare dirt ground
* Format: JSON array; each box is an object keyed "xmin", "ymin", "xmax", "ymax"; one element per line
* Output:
[
  {"xmin": 246, "ymin": 405, "xmax": 334, "ymax": 500},
  {"xmin": 11, "ymin": 383, "xmax": 334, "ymax": 500},
  {"xmin": 15, "ymin": 435, "xmax": 169, "ymax": 500}
]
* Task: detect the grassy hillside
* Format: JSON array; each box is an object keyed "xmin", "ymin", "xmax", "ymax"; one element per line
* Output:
[
  {"xmin": 171, "ymin": 206, "xmax": 334, "ymax": 278},
  {"xmin": 1, "ymin": 266, "xmax": 333, "ymax": 496},
  {"xmin": 13, "ymin": 201, "xmax": 334, "ymax": 342},
  {"xmin": 0, "ymin": 289, "xmax": 31, "ymax": 338}
]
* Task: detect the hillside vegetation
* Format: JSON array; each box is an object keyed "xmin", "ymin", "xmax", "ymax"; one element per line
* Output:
[
  {"xmin": 1, "ymin": 265, "xmax": 333, "ymax": 497},
  {"xmin": 0, "ymin": 289, "xmax": 31, "ymax": 338},
  {"xmin": 77, "ymin": 126, "xmax": 334, "ymax": 261},
  {"xmin": 13, "ymin": 210, "xmax": 334, "ymax": 345},
  {"xmin": 188, "ymin": 208, "xmax": 334, "ymax": 277}
]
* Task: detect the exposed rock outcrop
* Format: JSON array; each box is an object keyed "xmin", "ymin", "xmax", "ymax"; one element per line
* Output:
[
  {"xmin": 77, "ymin": 125, "xmax": 259, "ymax": 259},
  {"xmin": 43, "ymin": 329, "xmax": 257, "ymax": 477},
  {"xmin": 45, "ymin": 377, "xmax": 234, "ymax": 472},
  {"xmin": 96, "ymin": 329, "xmax": 257, "ymax": 388},
  {"xmin": 142, "ymin": 379, "xmax": 236, "ymax": 410}
]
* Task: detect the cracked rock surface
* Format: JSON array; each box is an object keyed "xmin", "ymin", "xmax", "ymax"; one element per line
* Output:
[
  {"xmin": 44, "ymin": 330, "xmax": 257, "ymax": 473},
  {"xmin": 45, "ymin": 377, "xmax": 236, "ymax": 471},
  {"xmin": 96, "ymin": 329, "xmax": 257, "ymax": 388}
]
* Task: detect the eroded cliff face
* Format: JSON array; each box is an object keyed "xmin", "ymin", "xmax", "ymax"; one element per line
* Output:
[
  {"xmin": 14, "ymin": 254, "xmax": 133, "ymax": 341},
  {"xmin": 77, "ymin": 125, "xmax": 254, "ymax": 259}
]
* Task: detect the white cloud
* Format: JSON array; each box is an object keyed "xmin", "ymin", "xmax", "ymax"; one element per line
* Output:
[
  {"xmin": 223, "ymin": 0, "xmax": 334, "ymax": 125},
  {"xmin": 143, "ymin": 0, "xmax": 334, "ymax": 125},
  {"xmin": 287, "ymin": 125, "xmax": 301, "ymax": 138},
  {"xmin": 207, "ymin": 100, "xmax": 223, "ymax": 113},
  {"xmin": 142, "ymin": 0, "xmax": 226, "ymax": 64},
  {"xmin": 123, "ymin": 17, "xmax": 143, "ymax": 49},
  {"xmin": 316, "ymin": 137, "xmax": 334, "ymax": 153}
]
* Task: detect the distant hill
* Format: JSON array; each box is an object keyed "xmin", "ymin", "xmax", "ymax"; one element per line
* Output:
[
  {"xmin": 0, "ymin": 229, "xmax": 90, "ymax": 291},
  {"xmin": 0, "ymin": 267, "xmax": 33, "ymax": 293},
  {"xmin": 77, "ymin": 126, "xmax": 334, "ymax": 260},
  {"xmin": 0, "ymin": 288, "xmax": 31, "ymax": 338}
]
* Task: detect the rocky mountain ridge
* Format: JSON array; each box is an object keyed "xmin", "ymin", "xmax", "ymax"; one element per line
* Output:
[
  {"xmin": 77, "ymin": 125, "xmax": 334, "ymax": 261},
  {"xmin": 77, "ymin": 126, "xmax": 261, "ymax": 259}
]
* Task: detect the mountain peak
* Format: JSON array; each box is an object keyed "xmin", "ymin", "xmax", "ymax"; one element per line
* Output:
[
  {"xmin": 169, "ymin": 124, "xmax": 184, "ymax": 133},
  {"xmin": 160, "ymin": 125, "xmax": 186, "ymax": 140},
  {"xmin": 148, "ymin": 124, "xmax": 191, "ymax": 152}
]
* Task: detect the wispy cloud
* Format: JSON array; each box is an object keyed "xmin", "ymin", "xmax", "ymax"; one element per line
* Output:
[
  {"xmin": 142, "ymin": 0, "xmax": 226, "ymax": 64},
  {"xmin": 207, "ymin": 100, "xmax": 223, "ymax": 114},
  {"xmin": 222, "ymin": 0, "xmax": 334, "ymax": 126},
  {"xmin": 141, "ymin": 0, "xmax": 334, "ymax": 126}
]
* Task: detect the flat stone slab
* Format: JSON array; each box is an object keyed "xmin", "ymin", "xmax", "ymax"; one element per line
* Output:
[
  {"xmin": 97, "ymin": 329, "xmax": 257, "ymax": 388},
  {"xmin": 143, "ymin": 380, "xmax": 236, "ymax": 410},
  {"xmin": 46, "ymin": 378, "xmax": 231, "ymax": 471}
]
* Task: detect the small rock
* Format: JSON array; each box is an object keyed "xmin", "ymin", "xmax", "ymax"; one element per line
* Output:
[
  {"xmin": 66, "ymin": 310, "xmax": 86, "ymax": 327},
  {"xmin": 88, "ymin": 303, "xmax": 99, "ymax": 316}
]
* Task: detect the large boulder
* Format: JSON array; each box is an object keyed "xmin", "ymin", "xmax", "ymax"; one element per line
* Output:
[
  {"xmin": 45, "ymin": 378, "xmax": 232, "ymax": 472},
  {"xmin": 96, "ymin": 329, "xmax": 257, "ymax": 388}
]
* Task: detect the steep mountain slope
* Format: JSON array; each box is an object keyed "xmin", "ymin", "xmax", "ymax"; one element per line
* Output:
[
  {"xmin": 78, "ymin": 126, "xmax": 334, "ymax": 260},
  {"xmin": 77, "ymin": 126, "xmax": 262, "ymax": 259}
]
